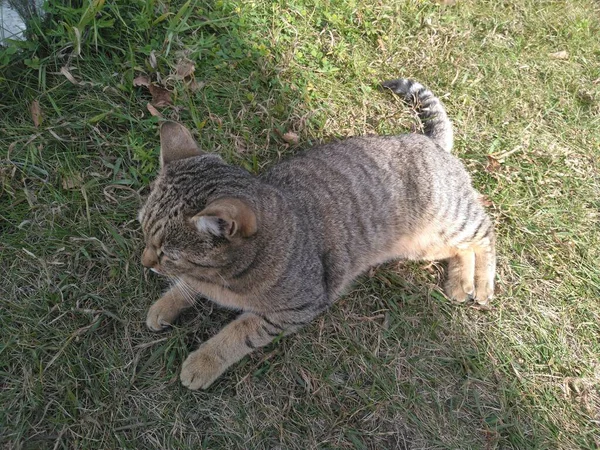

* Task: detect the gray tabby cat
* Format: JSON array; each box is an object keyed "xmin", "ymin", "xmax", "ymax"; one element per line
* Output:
[{"xmin": 138, "ymin": 78, "xmax": 496, "ymax": 390}]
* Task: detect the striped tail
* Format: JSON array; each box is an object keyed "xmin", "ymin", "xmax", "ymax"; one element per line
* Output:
[{"xmin": 382, "ymin": 78, "xmax": 454, "ymax": 153}]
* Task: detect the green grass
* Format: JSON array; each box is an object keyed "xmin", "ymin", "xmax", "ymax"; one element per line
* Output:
[{"xmin": 2, "ymin": 0, "xmax": 600, "ymax": 448}]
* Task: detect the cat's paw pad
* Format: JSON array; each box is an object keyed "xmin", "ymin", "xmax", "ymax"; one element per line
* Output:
[
  {"xmin": 180, "ymin": 347, "xmax": 226, "ymax": 390},
  {"xmin": 146, "ymin": 301, "xmax": 177, "ymax": 332}
]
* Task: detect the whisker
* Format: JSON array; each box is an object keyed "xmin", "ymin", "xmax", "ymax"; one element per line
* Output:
[
  {"xmin": 216, "ymin": 272, "xmax": 230, "ymax": 289},
  {"xmin": 174, "ymin": 277, "xmax": 198, "ymax": 308}
]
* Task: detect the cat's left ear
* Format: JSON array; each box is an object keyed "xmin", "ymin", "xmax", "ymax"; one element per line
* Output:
[
  {"xmin": 191, "ymin": 198, "xmax": 257, "ymax": 239},
  {"xmin": 159, "ymin": 121, "xmax": 203, "ymax": 167}
]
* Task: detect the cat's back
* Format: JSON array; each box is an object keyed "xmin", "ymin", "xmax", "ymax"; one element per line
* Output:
[{"xmin": 263, "ymin": 134, "xmax": 470, "ymax": 197}]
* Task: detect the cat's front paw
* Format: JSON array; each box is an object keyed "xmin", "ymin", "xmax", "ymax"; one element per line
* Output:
[
  {"xmin": 146, "ymin": 298, "xmax": 178, "ymax": 331},
  {"xmin": 180, "ymin": 346, "xmax": 226, "ymax": 390}
]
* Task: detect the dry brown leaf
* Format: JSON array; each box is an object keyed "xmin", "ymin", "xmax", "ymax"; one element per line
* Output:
[
  {"xmin": 282, "ymin": 131, "xmax": 299, "ymax": 145},
  {"xmin": 62, "ymin": 173, "xmax": 83, "ymax": 190},
  {"xmin": 30, "ymin": 100, "xmax": 42, "ymax": 127},
  {"xmin": 149, "ymin": 84, "xmax": 172, "ymax": 107},
  {"xmin": 175, "ymin": 58, "xmax": 195, "ymax": 79},
  {"xmin": 485, "ymin": 155, "xmax": 501, "ymax": 173},
  {"xmin": 60, "ymin": 66, "xmax": 79, "ymax": 85},
  {"xmin": 146, "ymin": 103, "xmax": 162, "ymax": 117},
  {"xmin": 134, "ymin": 74, "xmax": 173, "ymax": 108},
  {"xmin": 133, "ymin": 75, "xmax": 151, "ymax": 87},
  {"xmin": 548, "ymin": 50, "xmax": 569, "ymax": 60}
]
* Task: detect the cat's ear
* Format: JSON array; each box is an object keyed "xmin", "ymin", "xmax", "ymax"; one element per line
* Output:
[
  {"xmin": 191, "ymin": 198, "xmax": 257, "ymax": 239},
  {"xmin": 159, "ymin": 121, "xmax": 203, "ymax": 167}
]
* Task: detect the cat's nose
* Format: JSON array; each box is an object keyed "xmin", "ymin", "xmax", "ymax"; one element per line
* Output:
[{"xmin": 141, "ymin": 248, "xmax": 158, "ymax": 269}]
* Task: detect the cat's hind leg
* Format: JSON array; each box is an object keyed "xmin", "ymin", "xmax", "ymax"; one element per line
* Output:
[
  {"xmin": 445, "ymin": 226, "xmax": 496, "ymax": 306},
  {"xmin": 473, "ymin": 232, "xmax": 496, "ymax": 305},
  {"xmin": 444, "ymin": 249, "xmax": 475, "ymax": 303}
]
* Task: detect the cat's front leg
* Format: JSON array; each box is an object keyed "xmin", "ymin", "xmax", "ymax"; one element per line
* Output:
[
  {"xmin": 146, "ymin": 282, "xmax": 196, "ymax": 331},
  {"xmin": 180, "ymin": 312, "xmax": 289, "ymax": 390}
]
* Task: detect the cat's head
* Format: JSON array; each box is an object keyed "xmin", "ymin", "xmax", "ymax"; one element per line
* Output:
[{"xmin": 138, "ymin": 122, "xmax": 257, "ymax": 279}]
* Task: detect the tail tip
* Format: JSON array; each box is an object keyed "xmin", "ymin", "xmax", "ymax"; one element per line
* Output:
[{"xmin": 381, "ymin": 78, "xmax": 412, "ymax": 93}]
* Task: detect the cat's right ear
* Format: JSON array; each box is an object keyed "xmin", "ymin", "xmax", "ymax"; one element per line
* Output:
[
  {"xmin": 191, "ymin": 198, "xmax": 257, "ymax": 239},
  {"xmin": 159, "ymin": 121, "xmax": 203, "ymax": 167}
]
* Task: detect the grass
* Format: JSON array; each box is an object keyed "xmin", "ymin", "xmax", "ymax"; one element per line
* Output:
[{"xmin": 1, "ymin": 0, "xmax": 599, "ymax": 448}]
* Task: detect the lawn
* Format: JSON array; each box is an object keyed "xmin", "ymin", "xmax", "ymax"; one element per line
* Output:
[{"xmin": 1, "ymin": 0, "xmax": 599, "ymax": 448}]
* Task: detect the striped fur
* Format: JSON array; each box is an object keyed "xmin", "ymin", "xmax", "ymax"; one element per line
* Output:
[
  {"xmin": 382, "ymin": 78, "xmax": 454, "ymax": 152},
  {"xmin": 139, "ymin": 79, "xmax": 496, "ymax": 390}
]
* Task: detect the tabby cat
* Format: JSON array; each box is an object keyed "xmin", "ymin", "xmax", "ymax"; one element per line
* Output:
[{"xmin": 138, "ymin": 78, "xmax": 496, "ymax": 390}]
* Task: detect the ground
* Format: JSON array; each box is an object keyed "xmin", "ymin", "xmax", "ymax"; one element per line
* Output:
[{"xmin": 1, "ymin": 0, "xmax": 599, "ymax": 448}]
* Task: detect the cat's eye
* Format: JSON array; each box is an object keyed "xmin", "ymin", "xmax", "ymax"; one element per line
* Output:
[{"xmin": 160, "ymin": 248, "xmax": 180, "ymax": 261}]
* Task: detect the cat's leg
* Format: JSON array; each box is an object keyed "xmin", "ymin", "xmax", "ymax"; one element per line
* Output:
[
  {"xmin": 180, "ymin": 312, "xmax": 296, "ymax": 390},
  {"xmin": 444, "ymin": 249, "xmax": 475, "ymax": 302},
  {"xmin": 146, "ymin": 282, "xmax": 196, "ymax": 331},
  {"xmin": 473, "ymin": 234, "xmax": 496, "ymax": 305}
]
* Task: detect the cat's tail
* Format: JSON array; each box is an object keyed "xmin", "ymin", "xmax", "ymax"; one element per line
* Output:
[{"xmin": 382, "ymin": 78, "xmax": 454, "ymax": 153}]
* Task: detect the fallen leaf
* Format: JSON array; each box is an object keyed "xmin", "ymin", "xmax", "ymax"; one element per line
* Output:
[
  {"xmin": 146, "ymin": 103, "xmax": 162, "ymax": 117},
  {"xmin": 548, "ymin": 50, "xmax": 569, "ymax": 60},
  {"xmin": 60, "ymin": 66, "xmax": 79, "ymax": 85},
  {"xmin": 30, "ymin": 100, "xmax": 42, "ymax": 127},
  {"xmin": 175, "ymin": 58, "xmax": 195, "ymax": 79},
  {"xmin": 485, "ymin": 155, "xmax": 501, "ymax": 173},
  {"xmin": 134, "ymin": 75, "xmax": 173, "ymax": 107},
  {"xmin": 148, "ymin": 84, "xmax": 172, "ymax": 107},
  {"xmin": 62, "ymin": 173, "xmax": 83, "ymax": 190},
  {"xmin": 133, "ymin": 75, "xmax": 151, "ymax": 87},
  {"xmin": 282, "ymin": 131, "xmax": 299, "ymax": 145}
]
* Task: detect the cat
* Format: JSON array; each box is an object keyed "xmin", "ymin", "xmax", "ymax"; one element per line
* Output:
[{"xmin": 138, "ymin": 78, "xmax": 496, "ymax": 390}]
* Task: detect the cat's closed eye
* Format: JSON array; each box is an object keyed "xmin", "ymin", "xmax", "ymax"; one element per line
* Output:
[{"xmin": 161, "ymin": 249, "xmax": 181, "ymax": 262}]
